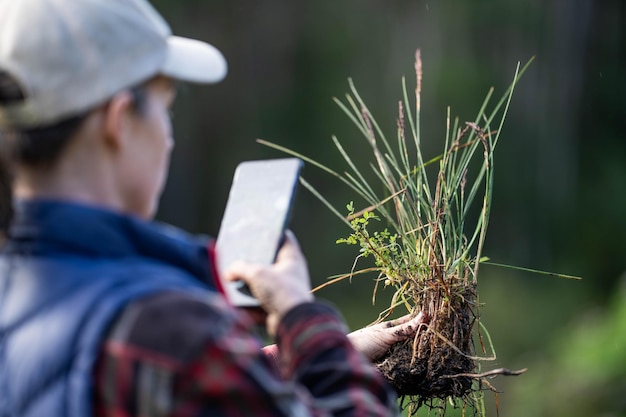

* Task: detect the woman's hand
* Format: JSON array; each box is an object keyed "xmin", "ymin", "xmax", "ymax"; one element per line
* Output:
[
  {"xmin": 223, "ymin": 231, "xmax": 314, "ymax": 336},
  {"xmin": 347, "ymin": 312, "xmax": 429, "ymax": 362}
]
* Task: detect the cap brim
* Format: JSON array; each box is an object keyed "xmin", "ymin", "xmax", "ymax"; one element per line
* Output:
[{"xmin": 161, "ymin": 36, "xmax": 227, "ymax": 84}]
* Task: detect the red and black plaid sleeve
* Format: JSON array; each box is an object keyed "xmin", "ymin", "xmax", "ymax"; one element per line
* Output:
[{"xmin": 94, "ymin": 292, "xmax": 400, "ymax": 417}]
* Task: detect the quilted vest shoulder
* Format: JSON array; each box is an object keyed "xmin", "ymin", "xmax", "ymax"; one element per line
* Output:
[{"xmin": 0, "ymin": 254, "xmax": 212, "ymax": 417}]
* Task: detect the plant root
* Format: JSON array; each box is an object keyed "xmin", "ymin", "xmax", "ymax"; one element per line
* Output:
[{"xmin": 375, "ymin": 279, "xmax": 479, "ymax": 402}]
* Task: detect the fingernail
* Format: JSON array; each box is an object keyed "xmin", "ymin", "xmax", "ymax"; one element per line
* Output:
[{"xmin": 415, "ymin": 311, "xmax": 429, "ymax": 323}]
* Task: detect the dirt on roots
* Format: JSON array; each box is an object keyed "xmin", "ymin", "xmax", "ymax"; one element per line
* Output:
[{"xmin": 375, "ymin": 280, "xmax": 479, "ymax": 402}]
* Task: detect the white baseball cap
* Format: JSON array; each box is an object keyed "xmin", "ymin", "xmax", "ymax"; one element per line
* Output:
[{"xmin": 0, "ymin": 0, "xmax": 228, "ymax": 129}]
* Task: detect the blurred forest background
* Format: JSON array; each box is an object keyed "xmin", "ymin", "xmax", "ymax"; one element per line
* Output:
[{"xmin": 152, "ymin": 1, "xmax": 625, "ymax": 416}]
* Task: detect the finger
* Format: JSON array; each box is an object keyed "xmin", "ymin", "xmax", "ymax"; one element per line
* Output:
[
  {"xmin": 405, "ymin": 311, "xmax": 427, "ymax": 328},
  {"xmin": 384, "ymin": 313, "xmax": 412, "ymax": 329},
  {"xmin": 222, "ymin": 231, "xmax": 302, "ymax": 282},
  {"xmin": 222, "ymin": 261, "xmax": 263, "ymax": 283},
  {"xmin": 389, "ymin": 312, "xmax": 428, "ymax": 338},
  {"xmin": 274, "ymin": 230, "xmax": 302, "ymax": 262}
]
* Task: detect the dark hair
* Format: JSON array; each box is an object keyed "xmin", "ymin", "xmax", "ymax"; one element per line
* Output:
[
  {"xmin": 0, "ymin": 71, "xmax": 151, "ymax": 235},
  {"xmin": 129, "ymin": 83, "xmax": 150, "ymax": 116},
  {"xmin": 0, "ymin": 149, "xmax": 12, "ymax": 236},
  {"xmin": 0, "ymin": 70, "xmax": 25, "ymax": 105},
  {"xmin": 0, "ymin": 71, "xmax": 150, "ymax": 168}
]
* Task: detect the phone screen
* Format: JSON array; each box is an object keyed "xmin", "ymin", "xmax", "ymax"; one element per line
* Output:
[{"xmin": 215, "ymin": 158, "xmax": 303, "ymax": 307}]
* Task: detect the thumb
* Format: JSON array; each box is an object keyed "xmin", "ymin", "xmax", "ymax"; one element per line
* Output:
[
  {"xmin": 274, "ymin": 230, "xmax": 304, "ymax": 264},
  {"xmin": 385, "ymin": 311, "xmax": 428, "ymax": 343}
]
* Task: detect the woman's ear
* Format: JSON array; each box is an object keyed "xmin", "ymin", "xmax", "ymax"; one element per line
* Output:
[{"xmin": 103, "ymin": 91, "xmax": 134, "ymax": 151}]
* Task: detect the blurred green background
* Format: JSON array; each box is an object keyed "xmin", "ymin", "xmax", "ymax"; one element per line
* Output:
[{"xmin": 152, "ymin": 1, "xmax": 625, "ymax": 416}]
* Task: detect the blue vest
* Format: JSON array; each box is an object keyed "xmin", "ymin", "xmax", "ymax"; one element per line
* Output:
[{"xmin": 0, "ymin": 200, "xmax": 217, "ymax": 417}]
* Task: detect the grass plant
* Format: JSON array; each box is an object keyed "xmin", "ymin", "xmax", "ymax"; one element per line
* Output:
[{"xmin": 259, "ymin": 51, "xmax": 577, "ymax": 415}]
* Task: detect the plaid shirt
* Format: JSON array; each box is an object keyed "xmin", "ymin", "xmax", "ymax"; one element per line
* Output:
[{"xmin": 93, "ymin": 292, "xmax": 400, "ymax": 417}]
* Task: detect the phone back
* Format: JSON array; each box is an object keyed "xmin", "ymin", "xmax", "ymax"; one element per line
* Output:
[{"xmin": 215, "ymin": 158, "xmax": 302, "ymax": 306}]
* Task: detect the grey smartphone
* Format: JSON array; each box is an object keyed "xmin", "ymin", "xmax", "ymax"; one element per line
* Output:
[{"xmin": 215, "ymin": 158, "xmax": 303, "ymax": 307}]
